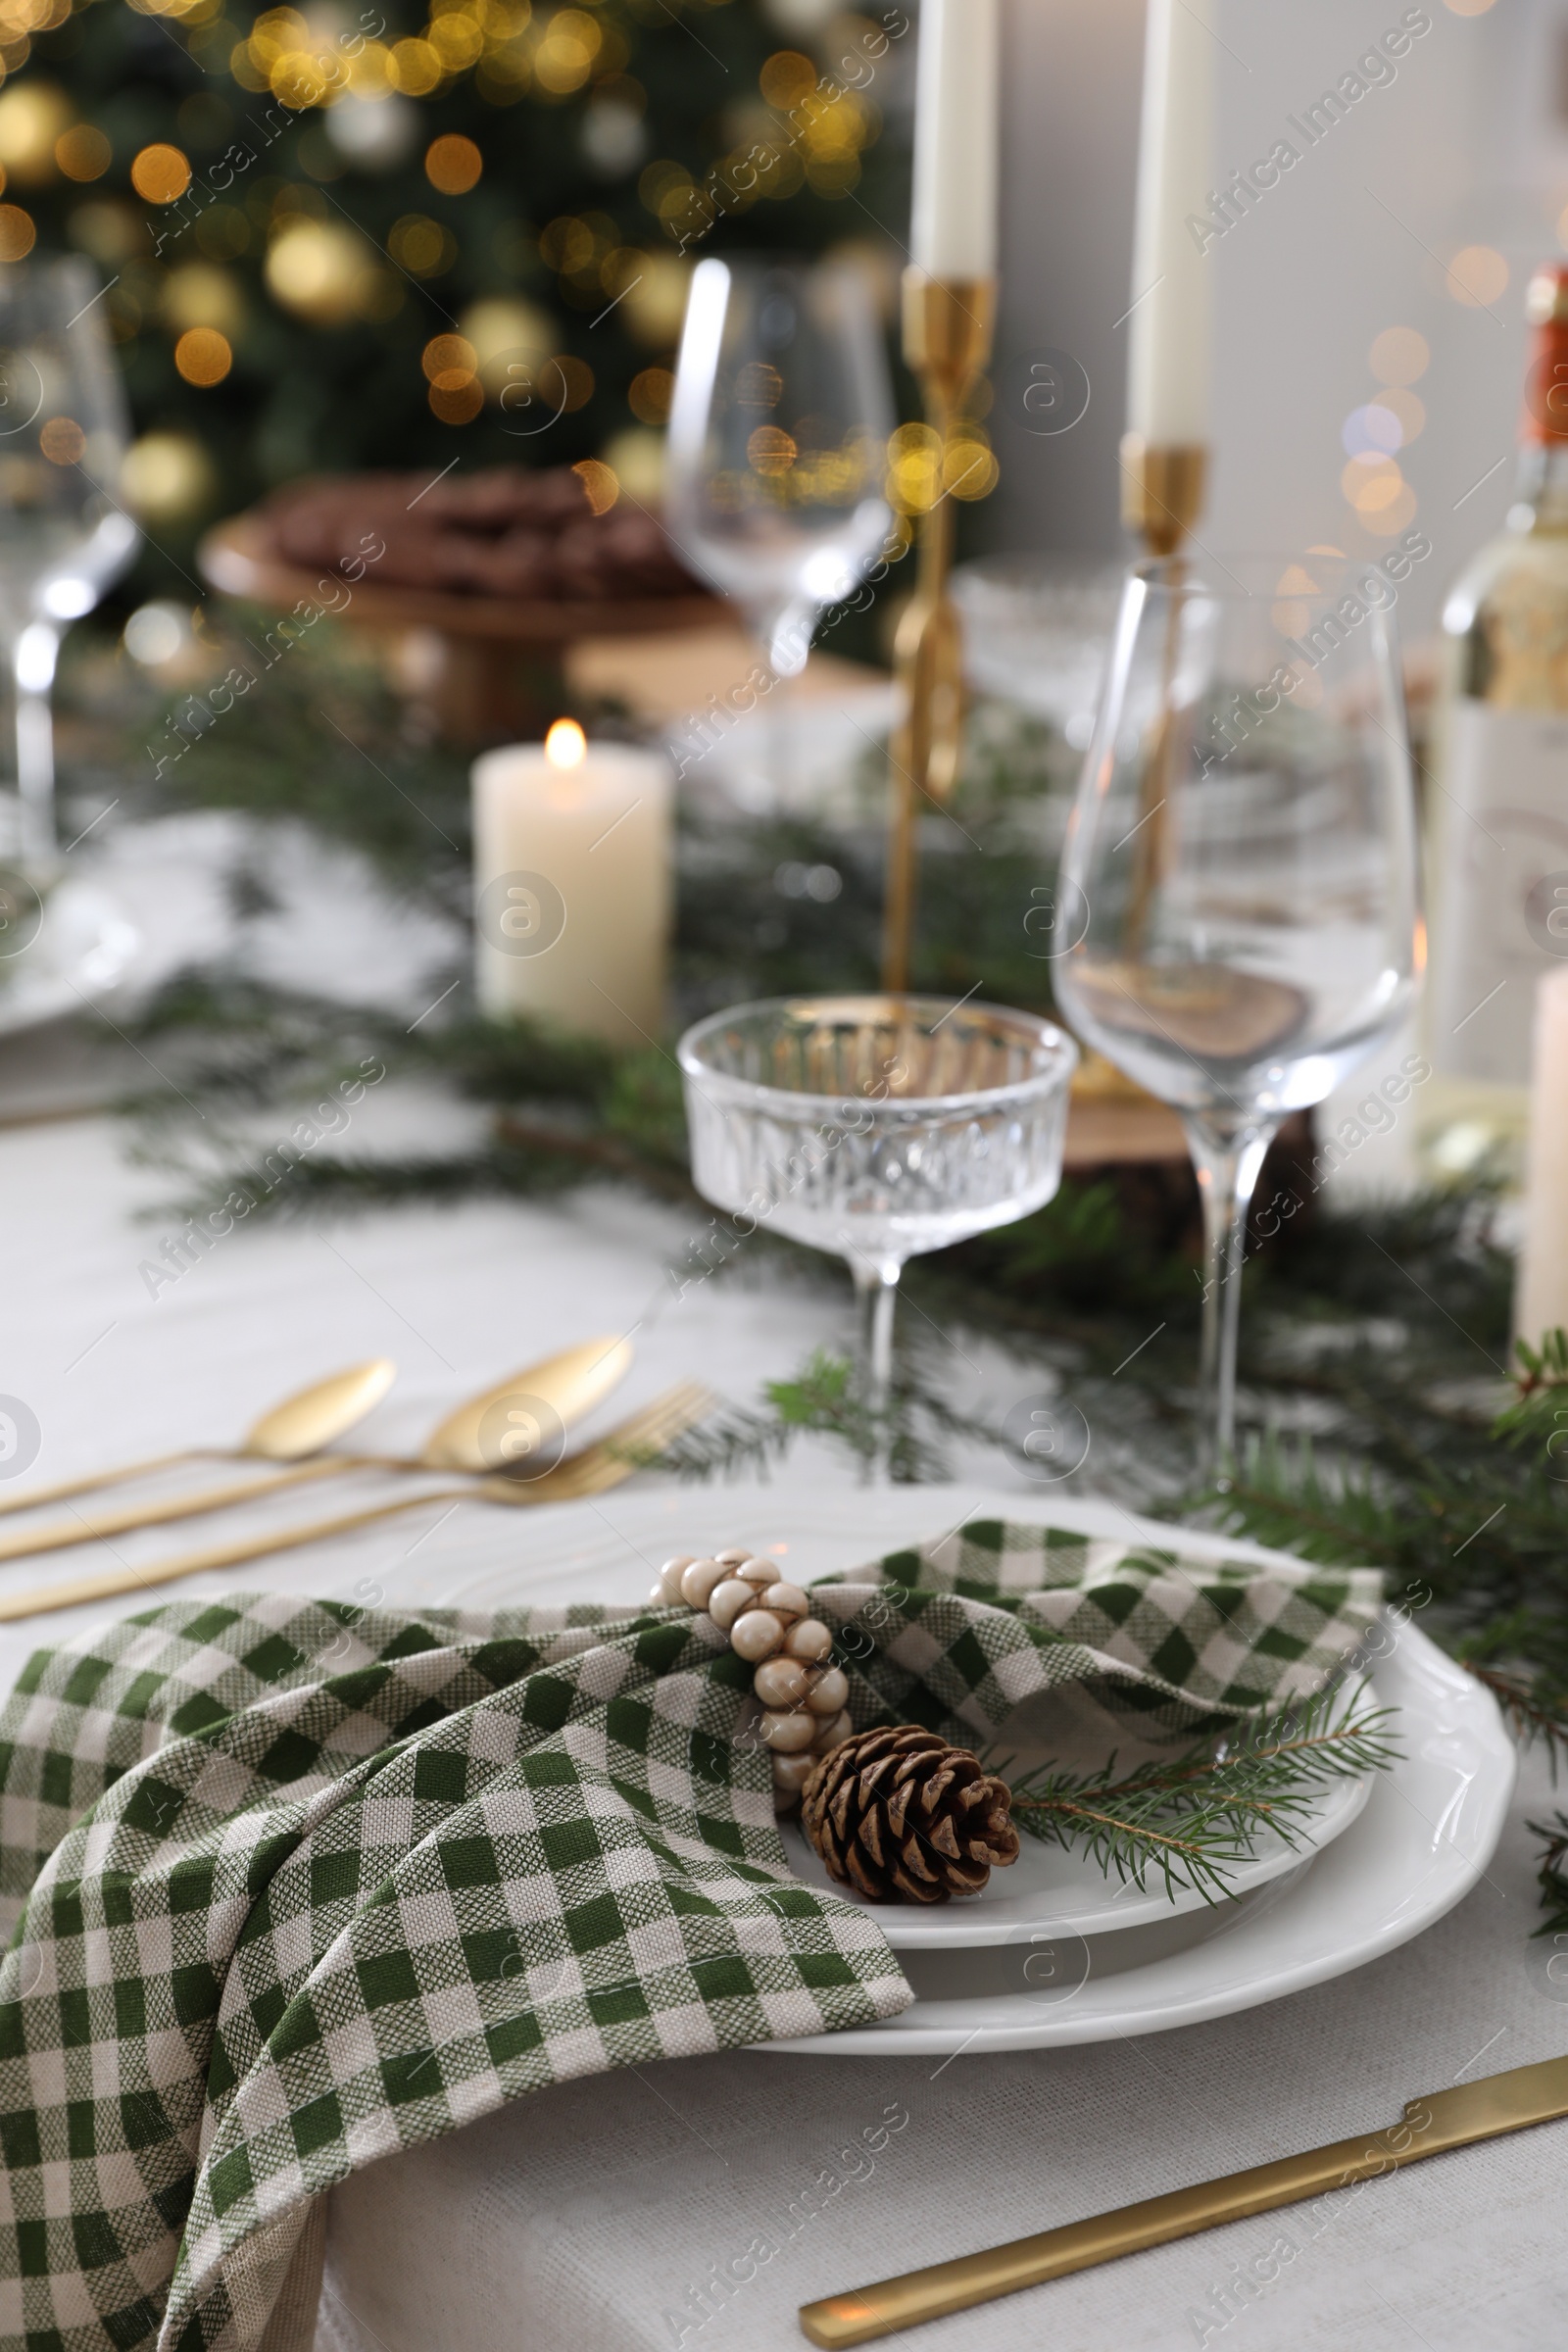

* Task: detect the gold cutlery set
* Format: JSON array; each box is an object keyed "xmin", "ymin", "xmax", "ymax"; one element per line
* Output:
[{"xmin": 0, "ymin": 1346, "xmax": 710, "ymax": 1623}]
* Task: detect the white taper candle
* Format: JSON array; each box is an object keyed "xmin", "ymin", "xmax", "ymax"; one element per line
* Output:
[
  {"xmin": 1127, "ymin": 0, "xmax": 1213, "ymax": 446},
  {"xmin": 909, "ymin": 0, "xmax": 999, "ymax": 280},
  {"xmin": 1517, "ymin": 965, "xmax": 1568, "ymax": 1350}
]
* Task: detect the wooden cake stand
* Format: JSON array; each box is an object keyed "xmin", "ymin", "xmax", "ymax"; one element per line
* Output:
[{"xmin": 199, "ymin": 511, "xmax": 726, "ymax": 742}]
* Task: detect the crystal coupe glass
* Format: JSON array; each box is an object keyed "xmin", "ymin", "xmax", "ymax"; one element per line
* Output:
[{"xmin": 678, "ymin": 995, "xmax": 1077, "ymax": 1477}]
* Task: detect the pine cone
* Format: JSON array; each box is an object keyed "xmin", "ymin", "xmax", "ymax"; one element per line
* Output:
[{"xmin": 801, "ymin": 1726, "xmax": 1020, "ymax": 1904}]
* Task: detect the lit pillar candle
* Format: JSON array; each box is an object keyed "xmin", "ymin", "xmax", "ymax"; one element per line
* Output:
[
  {"xmin": 1517, "ymin": 965, "xmax": 1568, "ymax": 1350},
  {"xmin": 472, "ymin": 719, "xmax": 673, "ymax": 1047},
  {"xmin": 1127, "ymin": 0, "xmax": 1213, "ymax": 446},
  {"xmin": 909, "ymin": 0, "xmax": 999, "ymax": 280}
]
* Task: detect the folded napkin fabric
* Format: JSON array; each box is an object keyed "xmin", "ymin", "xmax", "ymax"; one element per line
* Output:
[{"xmin": 0, "ymin": 1520, "xmax": 1379, "ymax": 2352}]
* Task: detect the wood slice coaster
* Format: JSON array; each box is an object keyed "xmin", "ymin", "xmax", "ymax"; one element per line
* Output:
[
  {"xmin": 1062, "ymin": 1094, "xmax": 1189, "ymax": 1171},
  {"xmin": 1069, "ymin": 959, "xmax": 1310, "ymax": 1062}
]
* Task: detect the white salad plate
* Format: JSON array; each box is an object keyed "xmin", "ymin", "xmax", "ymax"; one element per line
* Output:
[
  {"xmin": 434, "ymin": 1482, "xmax": 1516, "ymax": 2051},
  {"xmin": 775, "ymin": 1756, "xmax": 1369, "ymax": 1947}
]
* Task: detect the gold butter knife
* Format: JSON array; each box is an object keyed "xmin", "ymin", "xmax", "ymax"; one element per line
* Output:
[{"xmin": 799, "ymin": 2052, "xmax": 1568, "ymax": 2347}]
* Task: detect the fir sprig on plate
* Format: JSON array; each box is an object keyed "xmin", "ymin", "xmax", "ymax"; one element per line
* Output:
[{"xmin": 998, "ymin": 1683, "xmax": 1400, "ymax": 1904}]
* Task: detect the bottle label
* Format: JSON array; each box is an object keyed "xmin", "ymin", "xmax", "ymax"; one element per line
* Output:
[{"xmin": 1429, "ymin": 699, "xmax": 1568, "ymax": 1085}]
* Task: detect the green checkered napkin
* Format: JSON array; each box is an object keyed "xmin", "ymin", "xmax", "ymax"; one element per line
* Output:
[{"xmin": 0, "ymin": 1519, "xmax": 1379, "ymax": 2352}]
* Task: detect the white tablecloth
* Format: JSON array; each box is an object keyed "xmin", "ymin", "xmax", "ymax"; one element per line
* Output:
[
  {"xmin": 0, "ymin": 1100, "xmax": 872, "ymax": 1668},
  {"xmin": 0, "ymin": 1110, "xmax": 1559, "ymax": 2352},
  {"xmin": 318, "ymin": 1781, "xmax": 1563, "ymax": 2352}
]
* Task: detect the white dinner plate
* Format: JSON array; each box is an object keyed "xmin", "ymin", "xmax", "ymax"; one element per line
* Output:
[
  {"xmin": 433, "ymin": 1483, "xmax": 1515, "ymax": 2054},
  {"xmin": 771, "ymin": 1612, "xmax": 1511, "ymax": 2052}
]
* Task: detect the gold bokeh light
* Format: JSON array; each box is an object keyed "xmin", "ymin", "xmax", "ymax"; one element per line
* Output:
[
  {"xmin": 425, "ymin": 134, "xmax": 481, "ymax": 194},
  {"xmin": 1446, "ymin": 245, "xmax": 1508, "ymax": 308},
  {"xmin": 174, "ymin": 327, "xmax": 232, "ymax": 386},
  {"xmin": 131, "ymin": 143, "xmax": 192, "ymax": 204},
  {"xmin": 1370, "ymin": 326, "xmax": 1430, "ymax": 387},
  {"xmin": 38, "ymin": 415, "xmax": 83, "ymax": 464},
  {"xmin": 55, "ymin": 124, "xmax": 109, "ymax": 182},
  {"xmin": 0, "ymin": 204, "xmax": 35, "ymax": 261}
]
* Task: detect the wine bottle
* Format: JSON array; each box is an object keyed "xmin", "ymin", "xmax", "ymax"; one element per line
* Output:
[{"xmin": 1422, "ymin": 262, "xmax": 1568, "ymax": 1179}]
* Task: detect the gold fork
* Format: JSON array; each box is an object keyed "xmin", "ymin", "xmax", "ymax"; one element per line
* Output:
[{"xmin": 0, "ymin": 1383, "xmax": 713, "ymax": 1623}]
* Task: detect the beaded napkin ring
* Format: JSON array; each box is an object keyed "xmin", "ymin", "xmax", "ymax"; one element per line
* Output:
[{"xmin": 652, "ymin": 1548, "xmax": 852, "ymax": 1806}]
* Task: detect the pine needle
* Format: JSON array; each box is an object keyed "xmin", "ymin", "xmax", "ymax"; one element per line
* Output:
[{"xmin": 1466, "ymin": 1667, "xmax": 1568, "ymax": 1772}]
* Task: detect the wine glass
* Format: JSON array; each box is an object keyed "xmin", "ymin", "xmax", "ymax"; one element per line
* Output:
[
  {"xmin": 1054, "ymin": 555, "xmax": 1421, "ymax": 1473},
  {"xmin": 0, "ymin": 258, "xmax": 136, "ymax": 870},
  {"xmin": 678, "ymin": 994, "xmax": 1077, "ymax": 1479},
  {"xmin": 665, "ymin": 255, "xmax": 895, "ymax": 683},
  {"xmin": 952, "ymin": 554, "xmax": 1122, "ymax": 743}
]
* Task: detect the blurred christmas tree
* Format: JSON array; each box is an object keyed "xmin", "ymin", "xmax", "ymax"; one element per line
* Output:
[{"xmin": 0, "ymin": 0, "xmax": 915, "ymax": 589}]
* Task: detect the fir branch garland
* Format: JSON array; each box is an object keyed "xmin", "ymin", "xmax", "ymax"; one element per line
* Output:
[{"xmin": 56, "ymin": 613, "xmax": 1568, "ymax": 1930}]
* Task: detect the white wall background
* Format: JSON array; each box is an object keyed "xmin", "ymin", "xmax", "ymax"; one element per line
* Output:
[{"xmin": 989, "ymin": 0, "xmax": 1567, "ymax": 642}]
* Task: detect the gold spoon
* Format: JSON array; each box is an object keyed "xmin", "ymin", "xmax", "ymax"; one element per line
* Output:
[
  {"xmin": 0, "ymin": 1359, "xmax": 399, "ymax": 1522},
  {"xmin": 0, "ymin": 1381, "xmax": 712, "ymax": 1622},
  {"xmin": 0, "ymin": 1339, "xmax": 633, "ymax": 1564}
]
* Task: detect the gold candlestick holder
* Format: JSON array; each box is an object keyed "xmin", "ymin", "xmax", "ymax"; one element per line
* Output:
[
  {"xmin": 1118, "ymin": 433, "xmax": 1207, "ymax": 556},
  {"xmin": 881, "ymin": 270, "xmax": 997, "ymax": 994},
  {"xmin": 1117, "ymin": 431, "xmax": 1209, "ymax": 954}
]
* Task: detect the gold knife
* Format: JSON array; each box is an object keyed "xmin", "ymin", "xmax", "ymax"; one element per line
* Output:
[{"xmin": 799, "ymin": 2052, "xmax": 1568, "ymax": 2347}]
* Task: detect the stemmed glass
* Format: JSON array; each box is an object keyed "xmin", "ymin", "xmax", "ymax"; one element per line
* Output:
[
  {"xmin": 665, "ymin": 256, "xmax": 894, "ymax": 684},
  {"xmin": 678, "ymin": 994, "xmax": 1077, "ymax": 1479},
  {"xmin": 0, "ymin": 259, "xmax": 135, "ymax": 870},
  {"xmin": 1054, "ymin": 556, "xmax": 1421, "ymax": 1472}
]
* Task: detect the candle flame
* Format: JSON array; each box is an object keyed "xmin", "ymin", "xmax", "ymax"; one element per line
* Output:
[{"xmin": 545, "ymin": 718, "xmax": 587, "ymax": 769}]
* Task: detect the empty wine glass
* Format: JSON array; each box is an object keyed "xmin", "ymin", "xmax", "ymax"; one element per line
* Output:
[
  {"xmin": 1054, "ymin": 555, "xmax": 1421, "ymax": 1472},
  {"xmin": 665, "ymin": 256, "xmax": 894, "ymax": 682},
  {"xmin": 678, "ymin": 994, "xmax": 1077, "ymax": 1479},
  {"xmin": 0, "ymin": 258, "xmax": 136, "ymax": 869}
]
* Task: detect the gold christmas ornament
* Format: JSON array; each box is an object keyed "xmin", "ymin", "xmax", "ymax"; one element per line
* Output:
[
  {"xmin": 121, "ymin": 432, "xmax": 216, "ymax": 523},
  {"xmin": 265, "ymin": 219, "xmax": 369, "ymax": 324},
  {"xmin": 0, "ymin": 83, "xmax": 73, "ymax": 183}
]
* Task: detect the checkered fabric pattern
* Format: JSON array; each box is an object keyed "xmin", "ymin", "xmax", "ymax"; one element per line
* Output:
[
  {"xmin": 814, "ymin": 1517, "xmax": 1385, "ymax": 1740},
  {"xmin": 0, "ymin": 1520, "xmax": 1380, "ymax": 2352}
]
